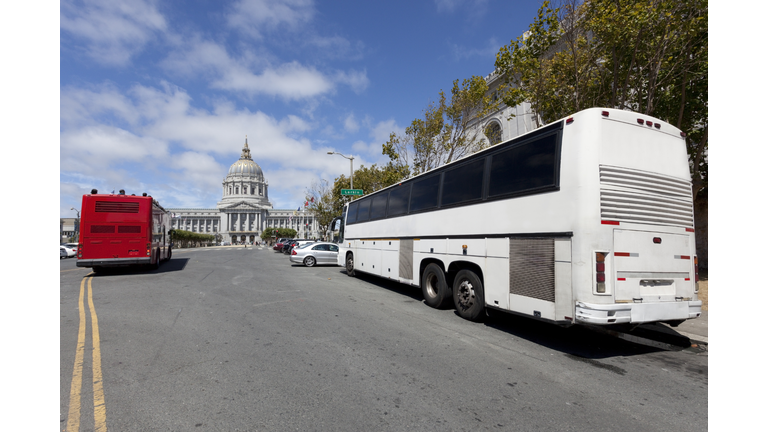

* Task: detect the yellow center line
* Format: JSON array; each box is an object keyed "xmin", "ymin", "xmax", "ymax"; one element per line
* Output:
[
  {"xmin": 66, "ymin": 278, "xmax": 87, "ymax": 432},
  {"xmin": 66, "ymin": 276, "xmax": 108, "ymax": 431},
  {"xmin": 88, "ymin": 277, "xmax": 108, "ymax": 431}
]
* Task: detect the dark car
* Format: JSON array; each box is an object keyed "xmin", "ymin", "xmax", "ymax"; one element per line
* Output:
[{"xmin": 273, "ymin": 239, "xmax": 291, "ymax": 251}]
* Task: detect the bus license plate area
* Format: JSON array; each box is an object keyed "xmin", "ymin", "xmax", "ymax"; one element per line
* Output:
[
  {"xmin": 630, "ymin": 301, "xmax": 688, "ymax": 323},
  {"xmin": 128, "ymin": 249, "xmax": 139, "ymax": 256}
]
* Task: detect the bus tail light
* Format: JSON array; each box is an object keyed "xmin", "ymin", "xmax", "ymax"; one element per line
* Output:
[
  {"xmin": 694, "ymin": 256, "xmax": 700, "ymax": 292},
  {"xmin": 77, "ymin": 243, "xmax": 83, "ymax": 258},
  {"xmin": 146, "ymin": 243, "xmax": 151, "ymax": 256},
  {"xmin": 596, "ymin": 252, "xmax": 607, "ymax": 293}
]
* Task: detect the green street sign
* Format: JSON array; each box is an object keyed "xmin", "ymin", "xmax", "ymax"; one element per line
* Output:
[{"xmin": 341, "ymin": 189, "xmax": 364, "ymax": 196}]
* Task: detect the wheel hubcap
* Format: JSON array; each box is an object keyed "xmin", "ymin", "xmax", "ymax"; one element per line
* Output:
[
  {"xmin": 457, "ymin": 280, "xmax": 475, "ymax": 307},
  {"xmin": 426, "ymin": 274, "xmax": 438, "ymax": 297}
]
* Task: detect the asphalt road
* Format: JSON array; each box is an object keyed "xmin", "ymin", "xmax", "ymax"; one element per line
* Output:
[{"xmin": 60, "ymin": 246, "xmax": 707, "ymax": 431}]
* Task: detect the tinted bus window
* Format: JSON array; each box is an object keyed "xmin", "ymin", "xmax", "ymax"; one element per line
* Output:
[
  {"xmin": 356, "ymin": 198, "xmax": 372, "ymax": 222},
  {"xmin": 347, "ymin": 201, "xmax": 359, "ymax": 224},
  {"xmin": 441, "ymin": 158, "xmax": 486, "ymax": 207},
  {"xmin": 370, "ymin": 193, "xmax": 388, "ymax": 220},
  {"xmin": 387, "ymin": 184, "xmax": 410, "ymax": 217},
  {"xmin": 409, "ymin": 174, "xmax": 440, "ymax": 213},
  {"xmin": 489, "ymin": 134, "xmax": 558, "ymax": 198}
]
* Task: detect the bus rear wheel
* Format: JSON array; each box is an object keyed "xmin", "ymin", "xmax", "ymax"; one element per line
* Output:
[
  {"xmin": 453, "ymin": 269, "xmax": 485, "ymax": 322},
  {"xmin": 422, "ymin": 263, "xmax": 451, "ymax": 309},
  {"xmin": 345, "ymin": 253, "xmax": 355, "ymax": 277}
]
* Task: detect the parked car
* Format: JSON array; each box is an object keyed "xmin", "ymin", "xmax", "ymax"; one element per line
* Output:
[
  {"xmin": 60, "ymin": 245, "xmax": 75, "ymax": 259},
  {"xmin": 63, "ymin": 242, "xmax": 78, "ymax": 254},
  {"xmin": 283, "ymin": 239, "xmax": 313, "ymax": 254},
  {"xmin": 289, "ymin": 242, "xmax": 340, "ymax": 267},
  {"xmin": 273, "ymin": 239, "xmax": 291, "ymax": 251}
]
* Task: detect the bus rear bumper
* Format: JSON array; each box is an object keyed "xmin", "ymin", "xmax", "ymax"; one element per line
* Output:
[
  {"xmin": 575, "ymin": 300, "xmax": 702, "ymax": 325},
  {"xmin": 77, "ymin": 257, "xmax": 151, "ymax": 267}
]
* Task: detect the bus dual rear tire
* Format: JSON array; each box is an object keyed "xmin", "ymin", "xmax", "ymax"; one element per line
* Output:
[
  {"xmin": 453, "ymin": 269, "xmax": 485, "ymax": 322},
  {"xmin": 421, "ymin": 263, "xmax": 451, "ymax": 309}
]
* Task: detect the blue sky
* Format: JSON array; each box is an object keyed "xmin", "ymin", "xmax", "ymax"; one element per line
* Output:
[{"xmin": 57, "ymin": 0, "xmax": 544, "ymax": 217}]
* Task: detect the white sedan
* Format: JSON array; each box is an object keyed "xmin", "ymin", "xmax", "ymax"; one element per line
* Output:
[
  {"xmin": 289, "ymin": 242, "xmax": 340, "ymax": 267},
  {"xmin": 60, "ymin": 246, "xmax": 76, "ymax": 259}
]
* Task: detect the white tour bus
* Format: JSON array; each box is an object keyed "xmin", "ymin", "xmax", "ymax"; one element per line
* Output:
[{"xmin": 333, "ymin": 107, "xmax": 702, "ymax": 327}]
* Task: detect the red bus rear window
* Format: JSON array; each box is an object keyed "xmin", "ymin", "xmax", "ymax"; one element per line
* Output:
[
  {"xmin": 90, "ymin": 225, "xmax": 115, "ymax": 233},
  {"xmin": 95, "ymin": 201, "xmax": 139, "ymax": 213},
  {"xmin": 118, "ymin": 226, "xmax": 141, "ymax": 233}
]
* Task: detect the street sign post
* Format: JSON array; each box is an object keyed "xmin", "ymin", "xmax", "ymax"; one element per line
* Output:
[{"xmin": 341, "ymin": 189, "xmax": 364, "ymax": 196}]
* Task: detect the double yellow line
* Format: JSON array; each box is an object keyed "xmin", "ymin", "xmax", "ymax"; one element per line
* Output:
[{"xmin": 66, "ymin": 275, "xmax": 107, "ymax": 432}]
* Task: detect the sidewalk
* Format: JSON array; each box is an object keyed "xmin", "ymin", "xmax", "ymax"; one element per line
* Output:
[{"xmin": 671, "ymin": 310, "xmax": 708, "ymax": 344}]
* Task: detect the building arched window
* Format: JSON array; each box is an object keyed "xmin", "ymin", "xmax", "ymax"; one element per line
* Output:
[{"xmin": 485, "ymin": 121, "xmax": 502, "ymax": 145}]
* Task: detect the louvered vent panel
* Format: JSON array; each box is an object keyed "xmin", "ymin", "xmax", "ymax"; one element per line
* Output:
[
  {"xmin": 399, "ymin": 239, "xmax": 413, "ymax": 280},
  {"xmin": 600, "ymin": 165, "xmax": 694, "ymax": 228},
  {"xmin": 509, "ymin": 238, "xmax": 555, "ymax": 302},
  {"xmin": 95, "ymin": 201, "xmax": 140, "ymax": 213},
  {"xmin": 118, "ymin": 226, "xmax": 141, "ymax": 234},
  {"xmin": 90, "ymin": 225, "xmax": 115, "ymax": 233}
]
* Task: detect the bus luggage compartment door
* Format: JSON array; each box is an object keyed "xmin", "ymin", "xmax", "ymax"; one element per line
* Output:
[{"xmin": 612, "ymin": 229, "xmax": 693, "ymax": 304}]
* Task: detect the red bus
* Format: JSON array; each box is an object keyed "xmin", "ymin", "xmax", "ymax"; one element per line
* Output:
[{"xmin": 76, "ymin": 189, "xmax": 172, "ymax": 272}]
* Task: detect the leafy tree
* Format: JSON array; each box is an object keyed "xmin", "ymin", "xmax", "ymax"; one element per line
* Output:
[
  {"xmin": 305, "ymin": 179, "xmax": 338, "ymax": 237},
  {"xmin": 170, "ymin": 229, "xmax": 215, "ymax": 248},
  {"xmin": 383, "ymin": 76, "xmax": 499, "ymax": 176}
]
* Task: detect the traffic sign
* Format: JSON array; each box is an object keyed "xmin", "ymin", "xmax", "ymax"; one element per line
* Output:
[{"xmin": 341, "ymin": 189, "xmax": 364, "ymax": 196}]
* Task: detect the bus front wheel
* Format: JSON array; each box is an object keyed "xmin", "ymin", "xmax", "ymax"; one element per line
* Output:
[
  {"xmin": 345, "ymin": 253, "xmax": 355, "ymax": 277},
  {"xmin": 422, "ymin": 263, "xmax": 451, "ymax": 309},
  {"xmin": 453, "ymin": 269, "xmax": 485, "ymax": 322}
]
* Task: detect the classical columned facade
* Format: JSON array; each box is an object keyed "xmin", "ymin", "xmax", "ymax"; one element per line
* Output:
[{"xmin": 167, "ymin": 138, "xmax": 319, "ymax": 244}]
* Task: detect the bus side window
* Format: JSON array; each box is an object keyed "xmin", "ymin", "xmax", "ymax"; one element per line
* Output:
[{"xmin": 409, "ymin": 174, "xmax": 440, "ymax": 213}]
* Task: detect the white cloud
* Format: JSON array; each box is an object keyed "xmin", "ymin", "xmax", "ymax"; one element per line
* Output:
[
  {"xmin": 61, "ymin": 0, "xmax": 167, "ymax": 65},
  {"xmin": 214, "ymin": 61, "xmax": 334, "ymax": 99},
  {"xmin": 226, "ymin": 0, "xmax": 315, "ymax": 38},
  {"xmin": 343, "ymin": 113, "xmax": 359, "ymax": 133},
  {"xmin": 61, "ymin": 125, "xmax": 169, "ymax": 172}
]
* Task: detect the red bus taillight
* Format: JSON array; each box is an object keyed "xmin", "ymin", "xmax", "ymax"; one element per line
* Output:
[
  {"xmin": 694, "ymin": 256, "xmax": 700, "ymax": 293},
  {"xmin": 77, "ymin": 243, "xmax": 83, "ymax": 258},
  {"xmin": 596, "ymin": 252, "xmax": 606, "ymax": 293},
  {"xmin": 146, "ymin": 243, "xmax": 151, "ymax": 256}
]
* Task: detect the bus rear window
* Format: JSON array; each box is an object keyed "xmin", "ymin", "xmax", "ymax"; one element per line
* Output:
[{"xmin": 95, "ymin": 201, "xmax": 140, "ymax": 213}]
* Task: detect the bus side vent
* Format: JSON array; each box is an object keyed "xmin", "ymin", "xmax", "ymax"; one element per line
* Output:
[
  {"xmin": 90, "ymin": 225, "xmax": 115, "ymax": 234},
  {"xmin": 399, "ymin": 238, "xmax": 413, "ymax": 280},
  {"xmin": 95, "ymin": 201, "xmax": 140, "ymax": 213},
  {"xmin": 509, "ymin": 238, "xmax": 555, "ymax": 302},
  {"xmin": 600, "ymin": 165, "xmax": 694, "ymax": 228},
  {"xmin": 118, "ymin": 226, "xmax": 141, "ymax": 234}
]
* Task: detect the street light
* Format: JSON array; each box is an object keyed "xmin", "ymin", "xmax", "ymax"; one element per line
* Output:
[
  {"xmin": 70, "ymin": 207, "xmax": 80, "ymax": 242},
  {"xmin": 327, "ymin": 151, "xmax": 354, "ymax": 190}
]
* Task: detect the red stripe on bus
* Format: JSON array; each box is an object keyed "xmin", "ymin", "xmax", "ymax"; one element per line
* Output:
[
  {"xmin": 679, "ymin": 255, "xmax": 691, "ymax": 260},
  {"xmin": 685, "ymin": 278, "xmax": 691, "ymax": 281},
  {"xmin": 617, "ymin": 278, "xmax": 626, "ymax": 281},
  {"xmin": 686, "ymin": 228, "xmax": 695, "ymax": 232},
  {"xmin": 614, "ymin": 252, "xmax": 631, "ymax": 257},
  {"xmin": 601, "ymin": 220, "xmax": 620, "ymax": 225}
]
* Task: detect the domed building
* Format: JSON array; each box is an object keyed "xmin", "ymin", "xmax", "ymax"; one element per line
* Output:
[{"xmin": 167, "ymin": 138, "xmax": 318, "ymax": 244}]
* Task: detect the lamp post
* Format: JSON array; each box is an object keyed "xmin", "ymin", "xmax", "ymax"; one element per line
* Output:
[
  {"xmin": 70, "ymin": 207, "xmax": 80, "ymax": 242},
  {"xmin": 327, "ymin": 151, "xmax": 354, "ymax": 190}
]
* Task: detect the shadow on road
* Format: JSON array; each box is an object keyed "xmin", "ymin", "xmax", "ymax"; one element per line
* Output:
[
  {"xmin": 349, "ymin": 271, "xmax": 690, "ymax": 360},
  {"xmin": 90, "ymin": 257, "xmax": 190, "ymax": 276}
]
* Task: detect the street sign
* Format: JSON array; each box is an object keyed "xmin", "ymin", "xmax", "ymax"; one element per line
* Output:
[{"xmin": 341, "ymin": 189, "xmax": 364, "ymax": 196}]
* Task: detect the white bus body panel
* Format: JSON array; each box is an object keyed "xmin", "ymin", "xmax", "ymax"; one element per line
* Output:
[{"xmin": 338, "ymin": 108, "xmax": 700, "ymax": 326}]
